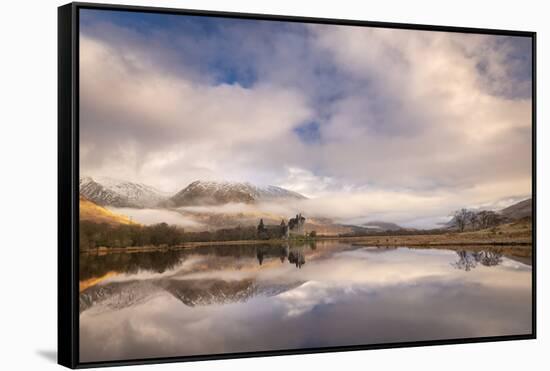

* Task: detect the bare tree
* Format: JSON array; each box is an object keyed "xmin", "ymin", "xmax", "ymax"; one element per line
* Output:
[
  {"xmin": 477, "ymin": 210, "xmax": 504, "ymax": 229},
  {"xmin": 468, "ymin": 212, "xmax": 479, "ymax": 230},
  {"xmin": 452, "ymin": 208, "xmax": 475, "ymax": 232}
]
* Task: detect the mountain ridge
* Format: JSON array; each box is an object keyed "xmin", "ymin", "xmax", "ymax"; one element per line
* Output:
[
  {"xmin": 80, "ymin": 176, "xmax": 169, "ymax": 208},
  {"xmin": 168, "ymin": 180, "xmax": 307, "ymax": 207},
  {"xmin": 499, "ymin": 198, "xmax": 532, "ymax": 220}
]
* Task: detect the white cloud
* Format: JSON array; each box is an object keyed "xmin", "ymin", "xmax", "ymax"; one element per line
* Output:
[
  {"xmin": 80, "ymin": 35, "xmax": 312, "ymax": 190},
  {"xmin": 79, "ymin": 18, "xmax": 532, "ymax": 228}
]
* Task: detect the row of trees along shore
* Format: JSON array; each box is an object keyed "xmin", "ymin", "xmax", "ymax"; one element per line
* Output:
[
  {"xmin": 80, "ymin": 208, "xmax": 523, "ymax": 250},
  {"xmin": 451, "ymin": 208, "xmax": 507, "ymax": 232},
  {"xmin": 80, "ymin": 221, "xmax": 277, "ymax": 250}
]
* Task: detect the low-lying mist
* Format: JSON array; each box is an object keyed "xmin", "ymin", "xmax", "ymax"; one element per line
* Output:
[
  {"xmin": 107, "ymin": 207, "xmax": 204, "ymax": 229},
  {"xmin": 111, "ymin": 190, "xmax": 530, "ymax": 230}
]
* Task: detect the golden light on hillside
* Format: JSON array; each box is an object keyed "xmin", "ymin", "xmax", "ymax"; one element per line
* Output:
[{"xmin": 79, "ymin": 195, "xmax": 137, "ymax": 226}]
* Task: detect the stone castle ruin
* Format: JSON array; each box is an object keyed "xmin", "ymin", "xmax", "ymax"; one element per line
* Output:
[
  {"xmin": 257, "ymin": 213, "xmax": 306, "ymax": 240},
  {"xmin": 288, "ymin": 213, "xmax": 306, "ymax": 236}
]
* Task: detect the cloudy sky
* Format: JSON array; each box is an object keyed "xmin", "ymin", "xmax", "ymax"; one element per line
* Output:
[{"xmin": 79, "ymin": 9, "xmax": 532, "ymax": 227}]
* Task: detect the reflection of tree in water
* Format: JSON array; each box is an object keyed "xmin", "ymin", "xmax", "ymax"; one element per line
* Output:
[
  {"xmin": 473, "ymin": 251, "xmax": 503, "ymax": 267},
  {"xmin": 256, "ymin": 248, "xmax": 264, "ymax": 265},
  {"xmin": 452, "ymin": 251, "xmax": 477, "ymax": 271},
  {"xmin": 451, "ymin": 250, "xmax": 503, "ymax": 271},
  {"xmin": 280, "ymin": 245, "xmax": 289, "ymax": 263},
  {"xmin": 82, "ymin": 242, "xmax": 314, "ymax": 280},
  {"xmin": 80, "ymin": 250, "xmax": 184, "ymax": 281},
  {"xmin": 255, "ymin": 244, "xmax": 284, "ymax": 266}
]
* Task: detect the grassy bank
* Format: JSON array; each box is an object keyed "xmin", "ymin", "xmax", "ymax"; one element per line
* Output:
[{"xmin": 80, "ymin": 220, "xmax": 532, "ymax": 255}]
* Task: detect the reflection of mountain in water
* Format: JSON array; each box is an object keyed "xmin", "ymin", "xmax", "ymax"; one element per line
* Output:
[
  {"xmin": 79, "ymin": 242, "xmax": 320, "ymax": 314},
  {"xmin": 80, "ymin": 278, "xmax": 305, "ymax": 314},
  {"xmin": 164, "ymin": 279, "xmax": 304, "ymax": 307},
  {"xmin": 79, "ymin": 280, "xmax": 159, "ymax": 314},
  {"xmin": 452, "ymin": 250, "xmax": 504, "ymax": 271},
  {"xmin": 82, "ymin": 243, "xmax": 521, "ymax": 315},
  {"xmin": 164, "ymin": 279, "xmax": 256, "ymax": 307}
]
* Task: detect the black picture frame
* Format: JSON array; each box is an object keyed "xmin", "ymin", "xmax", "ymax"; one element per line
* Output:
[{"xmin": 58, "ymin": 2, "xmax": 537, "ymax": 368}]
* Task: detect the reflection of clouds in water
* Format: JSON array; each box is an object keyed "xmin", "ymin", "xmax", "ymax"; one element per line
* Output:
[
  {"xmin": 277, "ymin": 281, "xmax": 339, "ymax": 317},
  {"xmin": 80, "ymin": 277, "xmax": 531, "ymax": 362},
  {"xmin": 162, "ymin": 247, "xmax": 462, "ymax": 286},
  {"xmin": 80, "ymin": 245, "xmax": 532, "ymax": 362},
  {"xmin": 290, "ymin": 248, "xmax": 461, "ymax": 286},
  {"xmin": 499, "ymin": 259, "xmax": 532, "ymax": 271}
]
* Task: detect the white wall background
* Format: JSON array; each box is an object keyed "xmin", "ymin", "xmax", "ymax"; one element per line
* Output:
[{"xmin": 0, "ymin": 0, "xmax": 546, "ymax": 369}]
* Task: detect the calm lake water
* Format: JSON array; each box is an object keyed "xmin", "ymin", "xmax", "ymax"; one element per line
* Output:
[{"xmin": 79, "ymin": 241, "xmax": 532, "ymax": 362}]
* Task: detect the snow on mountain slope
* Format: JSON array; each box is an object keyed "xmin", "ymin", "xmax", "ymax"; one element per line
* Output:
[
  {"xmin": 169, "ymin": 180, "xmax": 307, "ymax": 207},
  {"xmin": 79, "ymin": 176, "xmax": 169, "ymax": 208}
]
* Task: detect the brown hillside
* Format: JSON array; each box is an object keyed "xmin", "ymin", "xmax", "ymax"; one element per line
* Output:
[
  {"xmin": 79, "ymin": 195, "xmax": 136, "ymax": 225},
  {"xmin": 500, "ymin": 198, "xmax": 532, "ymax": 220}
]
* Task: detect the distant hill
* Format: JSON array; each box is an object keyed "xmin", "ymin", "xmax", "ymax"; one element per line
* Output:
[
  {"xmin": 79, "ymin": 195, "xmax": 136, "ymax": 225},
  {"xmin": 499, "ymin": 198, "xmax": 532, "ymax": 220},
  {"xmin": 362, "ymin": 221, "xmax": 403, "ymax": 232},
  {"xmin": 168, "ymin": 180, "xmax": 306, "ymax": 207},
  {"xmin": 79, "ymin": 176, "xmax": 169, "ymax": 208}
]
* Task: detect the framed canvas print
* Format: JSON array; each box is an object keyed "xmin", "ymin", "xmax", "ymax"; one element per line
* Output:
[{"xmin": 58, "ymin": 2, "xmax": 536, "ymax": 368}]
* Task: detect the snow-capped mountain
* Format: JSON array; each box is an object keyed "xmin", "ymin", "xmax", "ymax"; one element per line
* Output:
[
  {"xmin": 169, "ymin": 180, "xmax": 307, "ymax": 207},
  {"xmin": 79, "ymin": 176, "xmax": 169, "ymax": 208}
]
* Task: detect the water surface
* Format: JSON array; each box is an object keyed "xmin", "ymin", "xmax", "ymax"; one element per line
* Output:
[{"xmin": 79, "ymin": 241, "xmax": 532, "ymax": 362}]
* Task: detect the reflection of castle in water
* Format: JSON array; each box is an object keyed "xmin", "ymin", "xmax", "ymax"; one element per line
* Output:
[
  {"xmin": 257, "ymin": 243, "xmax": 307, "ymax": 269},
  {"xmin": 288, "ymin": 250, "xmax": 306, "ymax": 268},
  {"xmin": 452, "ymin": 250, "xmax": 503, "ymax": 271}
]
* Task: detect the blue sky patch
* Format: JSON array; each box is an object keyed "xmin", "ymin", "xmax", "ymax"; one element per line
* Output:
[{"xmin": 294, "ymin": 121, "xmax": 322, "ymax": 144}]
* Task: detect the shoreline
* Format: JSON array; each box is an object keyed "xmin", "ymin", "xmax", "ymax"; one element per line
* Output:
[{"xmin": 80, "ymin": 233, "xmax": 532, "ymax": 255}]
